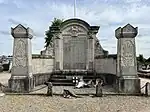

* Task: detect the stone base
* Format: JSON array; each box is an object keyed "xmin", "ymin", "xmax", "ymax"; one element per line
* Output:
[
  {"xmin": 8, "ymin": 76, "xmax": 34, "ymax": 93},
  {"xmin": 119, "ymin": 77, "xmax": 141, "ymax": 94}
]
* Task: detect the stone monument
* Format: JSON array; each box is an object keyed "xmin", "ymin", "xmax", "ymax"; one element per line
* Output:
[
  {"xmin": 115, "ymin": 24, "xmax": 140, "ymax": 94},
  {"xmin": 50, "ymin": 19, "xmax": 100, "ymax": 71},
  {"xmin": 8, "ymin": 24, "xmax": 34, "ymax": 93}
]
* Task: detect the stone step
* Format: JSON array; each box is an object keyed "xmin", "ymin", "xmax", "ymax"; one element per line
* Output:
[
  {"xmin": 50, "ymin": 78, "xmax": 73, "ymax": 83},
  {"xmin": 51, "ymin": 82, "xmax": 75, "ymax": 86},
  {"xmin": 51, "ymin": 75, "xmax": 66, "ymax": 79}
]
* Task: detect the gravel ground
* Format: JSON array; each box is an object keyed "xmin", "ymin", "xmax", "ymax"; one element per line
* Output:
[
  {"xmin": 0, "ymin": 72, "xmax": 11, "ymax": 85},
  {"xmin": 0, "ymin": 95, "xmax": 150, "ymax": 112},
  {"xmin": 1, "ymin": 72, "xmax": 150, "ymax": 112}
]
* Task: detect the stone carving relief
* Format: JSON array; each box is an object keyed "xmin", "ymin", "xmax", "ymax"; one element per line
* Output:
[
  {"xmin": 44, "ymin": 44, "xmax": 54, "ymax": 56},
  {"xmin": 13, "ymin": 39, "xmax": 27, "ymax": 67},
  {"xmin": 95, "ymin": 39, "xmax": 105, "ymax": 56},
  {"xmin": 46, "ymin": 47, "xmax": 54, "ymax": 56},
  {"xmin": 65, "ymin": 25, "xmax": 85, "ymax": 37},
  {"xmin": 121, "ymin": 39, "xmax": 134, "ymax": 67},
  {"xmin": 88, "ymin": 32, "xmax": 94, "ymax": 39},
  {"xmin": 55, "ymin": 39, "xmax": 59, "ymax": 48}
]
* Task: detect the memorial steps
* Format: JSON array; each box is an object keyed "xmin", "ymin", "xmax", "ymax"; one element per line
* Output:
[{"xmin": 49, "ymin": 71, "xmax": 107, "ymax": 86}]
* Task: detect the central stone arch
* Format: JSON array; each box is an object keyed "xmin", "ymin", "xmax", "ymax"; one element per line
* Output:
[
  {"xmin": 52, "ymin": 18, "xmax": 100, "ymax": 72},
  {"xmin": 61, "ymin": 19, "xmax": 89, "ymax": 70}
]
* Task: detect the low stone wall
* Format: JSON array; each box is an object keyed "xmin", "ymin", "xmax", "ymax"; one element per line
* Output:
[
  {"xmin": 95, "ymin": 55, "xmax": 117, "ymax": 75},
  {"xmin": 32, "ymin": 55, "xmax": 54, "ymax": 86},
  {"xmin": 33, "ymin": 73, "xmax": 52, "ymax": 86},
  {"xmin": 32, "ymin": 55, "xmax": 54, "ymax": 74}
]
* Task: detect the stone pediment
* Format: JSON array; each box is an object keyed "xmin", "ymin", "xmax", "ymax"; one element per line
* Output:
[{"xmin": 60, "ymin": 18, "xmax": 100, "ymax": 36}]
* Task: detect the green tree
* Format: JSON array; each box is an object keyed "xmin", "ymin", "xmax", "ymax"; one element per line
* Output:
[{"xmin": 45, "ymin": 18, "xmax": 63, "ymax": 47}]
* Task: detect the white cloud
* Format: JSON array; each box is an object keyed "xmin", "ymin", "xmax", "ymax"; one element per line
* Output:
[{"xmin": 0, "ymin": 0, "xmax": 150, "ymax": 58}]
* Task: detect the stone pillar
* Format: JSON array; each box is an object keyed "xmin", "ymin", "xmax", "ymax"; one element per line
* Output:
[
  {"xmin": 87, "ymin": 31, "xmax": 95, "ymax": 71},
  {"xmin": 115, "ymin": 24, "xmax": 140, "ymax": 94},
  {"xmin": 8, "ymin": 24, "xmax": 34, "ymax": 93},
  {"xmin": 52, "ymin": 27, "xmax": 63, "ymax": 71},
  {"xmin": 54, "ymin": 37, "xmax": 60, "ymax": 70}
]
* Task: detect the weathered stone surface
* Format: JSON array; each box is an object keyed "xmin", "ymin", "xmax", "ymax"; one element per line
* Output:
[
  {"xmin": 9, "ymin": 24, "xmax": 34, "ymax": 93},
  {"xmin": 32, "ymin": 58, "xmax": 53, "ymax": 74},
  {"xmin": 119, "ymin": 78, "xmax": 140, "ymax": 94},
  {"xmin": 53, "ymin": 18, "xmax": 102, "ymax": 71},
  {"xmin": 9, "ymin": 76, "xmax": 33, "ymax": 93},
  {"xmin": 39, "ymin": 18, "xmax": 109, "ymax": 74},
  {"xmin": 115, "ymin": 24, "xmax": 140, "ymax": 94},
  {"xmin": 95, "ymin": 58, "xmax": 116, "ymax": 75}
]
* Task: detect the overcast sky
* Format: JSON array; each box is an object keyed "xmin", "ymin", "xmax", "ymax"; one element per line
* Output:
[{"xmin": 0, "ymin": 0, "xmax": 150, "ymax": 58}]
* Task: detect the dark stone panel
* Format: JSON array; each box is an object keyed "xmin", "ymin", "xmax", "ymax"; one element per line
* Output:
[
  {"xmin": 119, "ymin": 78, "xmax": 141, "ymax": 93},
  {"xmin": 33, "ymin": 73, "xmax": 52, "ymax": 86},
  {"xmin": 8, "ymin": 76, "xmax": 33, "ymax": 93}
]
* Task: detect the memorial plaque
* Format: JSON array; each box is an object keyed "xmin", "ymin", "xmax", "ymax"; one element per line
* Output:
[{"xmin": 63, "ymin": 36, "xmax": 87, "ymax": 69}]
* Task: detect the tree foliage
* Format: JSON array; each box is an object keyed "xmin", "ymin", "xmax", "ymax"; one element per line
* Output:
[
  {"xmin": 137, "ymin": 54, "xmax": 145, "ymax": 64},
  {"xmin": 137, "ymin": 54, "xmax": 150, "ymax": 67},
  {"xmin": 45, "ymin": 18, "xmax": 63, "ymax": 47}
]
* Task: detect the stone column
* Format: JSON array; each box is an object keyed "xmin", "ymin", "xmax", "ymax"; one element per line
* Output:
[
  {"xmin": 115, "ymin": 24, "xmax": 140, "ymax": 94},
  {"xmin": 8, "ymin": 24, "xmax": 34, "ymax": 93},
  {"xmin": 52, "ymin": 27, "xmax": 63, "ymax": 71},
  {"xmin": 87, "ymin": 31, "xmax": 95, "ymax": 71}
]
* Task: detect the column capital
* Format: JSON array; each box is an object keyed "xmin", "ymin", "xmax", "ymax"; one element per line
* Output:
[
  {"xmin": 88, "ymin": 31, "xmax": 95, "ymax": 39},
  {"xmin": 115, "ymin": 24, "xmax": 138, "ymax": 39},
  {"xmin": 50, "ymin": 26, "xmax": 61, "ymax": 33},
  {"xmin": 89, "ymin": 26, "xmax": 100, "ymax": 34}
]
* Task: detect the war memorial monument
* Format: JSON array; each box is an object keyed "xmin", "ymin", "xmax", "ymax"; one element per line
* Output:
[{"xmin": 8, "ymin": 18, "xmax": 141, "ymax": 95}]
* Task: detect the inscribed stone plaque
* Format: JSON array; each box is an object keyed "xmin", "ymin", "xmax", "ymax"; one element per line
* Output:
[{"xmin": 63, "ymin": 36, "xmax": 87, "ymax": 69}]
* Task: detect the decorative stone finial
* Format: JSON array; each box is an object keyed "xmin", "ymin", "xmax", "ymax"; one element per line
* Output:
[
  {"xmin": 115, "ymin": 24, "xmax": 138, "ymax": 39},
  {"xmin": 11, "ymin": 24, "xmax": 33, "ymax": 39}
]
